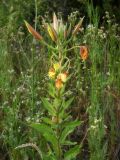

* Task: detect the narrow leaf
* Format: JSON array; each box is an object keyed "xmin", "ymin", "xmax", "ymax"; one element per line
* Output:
[
  {"xmin": 63, "ymin": 120, "xmax": 81, "ymax": 128},
  {"xmin": 42, "ymin": 117, "xmax": 53, "ymax": 125},
  {"xmin": 30, "ymin": 123, "xmax": 53, "ymax": 134},
  {"xmin": 41, "ymin": 98, "xmax": 56, "ymax": 116},
  {"xmin": 60, "ymin": 97, "xmax": 74, "ymax": 116},
  {"xmin": 30, "ymin": 123, "xmax": 58, "ymax": 151},
  {"xmin": 64, "ymin": 97, "xmax": 74, "ymax": 110},
  {"xmin": 61, "ymin": 141, "xmax": 77, "ymax": 146},
  {"xmin": 48, "ymin": 83, "xmax": 56, "ymax": 98},
  {"xmin": 60, "ymin": 120, "xmax": 81, "ymax": 143},
  {"xmin": 64, "ymin": 145, "xmax": 81, "ymax": 160}
]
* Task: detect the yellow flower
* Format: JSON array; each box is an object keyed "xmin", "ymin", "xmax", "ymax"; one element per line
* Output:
[
  {"xmin": 80, "ymin": 46, "xmax": 88, "ymax": 60},
  {"xmin": 55, "ymin": 78, "xmax": 63, "ymax": 90},
  {"xmin": 58, "ymin": 72, "xmax": 68, "ymax": 83},
  {"xmin": 48, "ymin": 68, "xmax": 55, "ymax": 79},
  {"xmin": 53, "ymin": 63, "xmax": 60, "ymax": 71}
]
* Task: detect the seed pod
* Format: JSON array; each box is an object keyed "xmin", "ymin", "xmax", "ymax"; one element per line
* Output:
[
  {"xmin": 24, "ymin": 20, "xmax": 43, "ymax": 40},
  {"xmin": 53, "ymin": 12, "xmax": 58, "ymax": 32},
  {"xmin": 47, "ymin": 24, "xmax": 58, "ymax": 42},
  {"xmin": 72, "ymin": 17, "xmax": 84, "ymax": 36}
]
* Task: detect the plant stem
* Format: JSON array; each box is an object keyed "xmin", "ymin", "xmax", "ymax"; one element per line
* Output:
[
  {"xmin": 35, "ymin": 0, "xmax": 37, "ymax": 31},
  {"xmin": 56, "ymin": 90, "xmax": 62, "ymax": 160},
  {"xmin": 66, "ymin": 45, "xmax": 80, "ymax": 52}
]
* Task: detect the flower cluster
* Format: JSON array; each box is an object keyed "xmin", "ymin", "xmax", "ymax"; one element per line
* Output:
[{"xmin": 48, "ymin": 62, "xmax": 68, "ymax": 90}]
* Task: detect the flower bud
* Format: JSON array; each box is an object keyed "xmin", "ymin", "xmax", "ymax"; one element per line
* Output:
[
  {"xmin": 47, "ymin": 24, "xmax": 58, "ymax": 42},
  {"xmin": 24, "ymin": 21, "xmax": 43, "ymax": 40},
  {"xmin": 53, "ymin": 63, "xmax": 60, "ymax": 71}
]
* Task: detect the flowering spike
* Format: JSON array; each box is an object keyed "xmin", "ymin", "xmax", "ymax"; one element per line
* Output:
[{"xmin": 24, "ymin": 20, "xmax": 43, "ymax": 40}]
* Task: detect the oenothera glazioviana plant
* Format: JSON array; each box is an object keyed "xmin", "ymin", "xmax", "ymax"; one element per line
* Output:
[{"xmin": 16, "ymin": 13, "xmax": 88, "ymax": 160}]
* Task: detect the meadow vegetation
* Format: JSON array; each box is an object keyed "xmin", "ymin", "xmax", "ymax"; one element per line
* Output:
[{"xmin": 0, "ymin": 0, "xmax": 120, "ymax": 160}]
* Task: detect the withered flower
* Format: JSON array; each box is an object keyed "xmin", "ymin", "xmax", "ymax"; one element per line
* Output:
[
  {"xmin": 80, "ymin": 46, "xmax": 88, "ymax": 60},
  {"xmin": 58, "ymin": 72, "xmax": 68, "ymax": 83},
  {"xmin": 55, "ymin": 78, "xmax": 63, "ymax": 90}
]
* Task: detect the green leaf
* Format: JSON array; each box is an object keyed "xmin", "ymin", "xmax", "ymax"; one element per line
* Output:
[
  {"xmin": 30, "ymin": 123, "xmax": 58, "ymax": 149},
  {"xmin": 42, "ymin": 117, "xmax": 53, "ymax": 125},
  {"xmin": 60, "ymin": 85, "xmax": 65, "ymax": 95},
  {"xmin": 64, "ymin": 145, "xmax": 81, "ymax": 160},
  {"xmin": 60, "ymin": 97, "xmax": 74, "ymax": 118},
  {"xmin": 48, "ymin": 83, "xmax": 56, "ymax": 98},
  {"xmin": 64, "ymin": 97, "xmax": 74, "ymax": 110},
  {"xmin": 60, "ymin": 120, "xmax": 81, "ymax": 143},
  {"xmin": 30, "ymin": 123, "xmax": 53, "ymax": 134},
  {"xmin": 43, "ymin": 133, "xmax": 58, "ymax": 150},
  {"xmin": 60, "ymin": 127, "xmax": 74, "ymax": 144},
  {"xmin": 41, "ymin": 98, "xmax": 56, "ymax": 116},
  {"xmin": 43, "ymin": 151, "xmax": 56, "ymax": 160},
  {"xmin": 53, "ymin": 98, "xmax": 61, "ymax": 109},
  {"xmin": 61, "ymin": 141, "xmax": 77, "ymax": 146},
  {"xmin": 44, "ymin": 155, "xmax": 56, "ymax": 160},
  {"xmin": 63, "ymin": 120, "xmax": 81, "ymax": 128}
]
